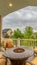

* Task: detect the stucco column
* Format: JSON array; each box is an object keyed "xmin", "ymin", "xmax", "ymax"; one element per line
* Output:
[{"xmin": 0, "ymin": 15, "xmax": 2, "ymax": 43}]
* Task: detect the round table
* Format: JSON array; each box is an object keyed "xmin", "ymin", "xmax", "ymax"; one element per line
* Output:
[{"xmin": 3, "ymin": 47, "xmax": 34, "ymax": 65}]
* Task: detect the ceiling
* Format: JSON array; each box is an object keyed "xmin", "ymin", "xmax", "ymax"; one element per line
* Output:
[{"xmin": 0, "ymin": 0, "xmax": 37, "ymax": 17}]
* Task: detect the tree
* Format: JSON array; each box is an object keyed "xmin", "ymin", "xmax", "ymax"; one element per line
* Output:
[
  {"xmin": 30, "ymin": 34, "xmax": 36, "ymax": 39},
  {"xmin": 24, "ymin": 26, "xmax": 33, "ymax": 39},
  {"xmin": 12, "ymin": 28, "xmax": 24, "ymax": 38}
]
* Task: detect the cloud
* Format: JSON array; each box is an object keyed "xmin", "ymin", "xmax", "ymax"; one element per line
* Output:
[{"xmin": 2, "ymin": 6, "xmax": 37, "ymax": 32}]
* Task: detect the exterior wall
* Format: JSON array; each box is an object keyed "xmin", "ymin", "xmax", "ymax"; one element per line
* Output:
[
  {"xmin": 7, "ymin": 30, "xmax": 12, "ymax": 36},
  {"xmin": 0, "ymin": 15, "xmax": 2, "ymax": 43}
]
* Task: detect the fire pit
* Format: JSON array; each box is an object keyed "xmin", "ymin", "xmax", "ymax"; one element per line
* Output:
[
  {"xmin": 13, "ymin": 48, "xmax": 25, "ymax": 53},
  {"xmin": 3, "ymin": 47, "xmax": 34, "ymax": 65}
]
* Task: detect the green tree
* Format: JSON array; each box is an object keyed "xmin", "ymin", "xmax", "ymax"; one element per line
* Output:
[
  {"xmin": 24, "ymin": 26, "xmax": 33, "ymax": 39},
  {"xmin": 30, "ymin": 34, "xmax": 36, "ymax": 39},
  {"xmin": 12, "ymin": 28, "xmax": 24, "ymax": 38}
]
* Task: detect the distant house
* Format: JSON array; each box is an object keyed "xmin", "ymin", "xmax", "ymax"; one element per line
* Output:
[{"xmin": 2, "ymin": 29, "xmax": 13, "ymax": 38}]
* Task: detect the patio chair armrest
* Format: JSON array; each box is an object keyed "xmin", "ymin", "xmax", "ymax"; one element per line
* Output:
[
  {"xmin": 26, "ymin": 60, "xmax": 35, "ymax": 65},
  {"xmin": 0, "ymin": 55, "xmax": 7, "ymax": 60}
]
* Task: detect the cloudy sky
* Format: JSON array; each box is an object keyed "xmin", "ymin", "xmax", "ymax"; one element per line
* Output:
[{"xmin": 2, "ymin": 6, "xmax": 37, "ymax": 32}]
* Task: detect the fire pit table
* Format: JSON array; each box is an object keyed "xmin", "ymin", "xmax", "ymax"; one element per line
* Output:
[{"xmin": 3, "ymin": 47, "xmax": 34, "ymax": 65}]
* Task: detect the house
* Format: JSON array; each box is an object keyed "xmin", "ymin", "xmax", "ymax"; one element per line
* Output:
[{"xmin": 2, "ymin": 29, "xmax": 13, "ymax": 38}]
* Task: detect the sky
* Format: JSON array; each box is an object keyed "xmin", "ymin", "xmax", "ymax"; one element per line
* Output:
[{"xmin": 2, "ymin": 6, "xmax": 37, "ymax": 32}]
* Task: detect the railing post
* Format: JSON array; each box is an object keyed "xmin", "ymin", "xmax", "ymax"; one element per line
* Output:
[{"xmin": 17, "ymin": 38, "xmax": 20, "ymax": 47}]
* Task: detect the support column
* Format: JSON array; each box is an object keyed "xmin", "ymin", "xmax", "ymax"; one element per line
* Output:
[{"xmin": 0, "ymin": 15, "xmax": 2, "ymax": 43}]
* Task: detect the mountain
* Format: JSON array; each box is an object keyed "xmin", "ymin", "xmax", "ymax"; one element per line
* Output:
[{"xmin": 2, "ymin": 6, "xmax": 37, "ymax": 32}]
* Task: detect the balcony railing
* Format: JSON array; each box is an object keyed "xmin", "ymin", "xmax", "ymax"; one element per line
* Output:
[{"xmin": 12, "ymin": 39, "xmax": 37, "ymax": 47}]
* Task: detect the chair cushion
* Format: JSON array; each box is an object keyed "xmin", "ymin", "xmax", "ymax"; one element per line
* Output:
[
  {"xmin": 0, "ymin": 58, "xmax": 6, "ymax": 65},
  {"xmin": 31, "ymin": 57, "xmax": 37, "ymax": 65}
]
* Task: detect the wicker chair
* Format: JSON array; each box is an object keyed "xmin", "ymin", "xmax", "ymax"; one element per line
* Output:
[{"xmin": 26, "ymin": 60, "xmax": 35, "ymax": 65}]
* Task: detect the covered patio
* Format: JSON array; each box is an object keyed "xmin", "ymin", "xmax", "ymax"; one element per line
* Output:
[{"xmin": 0, "ymin": 0, "xmax": 37, "ymax": 65}]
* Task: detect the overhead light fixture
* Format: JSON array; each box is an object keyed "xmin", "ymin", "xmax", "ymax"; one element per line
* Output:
[{"xmin": 9, "ymin": 3, "xmax": 13, "ymax": 7}]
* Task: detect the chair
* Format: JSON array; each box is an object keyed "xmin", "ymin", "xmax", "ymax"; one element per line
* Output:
[
  {"xmin": 26, "ymin": 60, "xmax": 35, "ymax": 65},
  {"xmin": 26, "ymin": 56, "xmax": 37, "ymax": 65},
  {"xmin": 1, "ymin": 38, "xmax": 14, "ymax": 65},
  {"xmin": 2, "ymin": 38, "xmax": 14, "ymax": 50},
  {"xmin": 33, "ymin": 48, "xmax": 37, "ymax": 56},
  {"xmin": 0, "ymin": 51, "xmax": 6, "ymax": 65}
]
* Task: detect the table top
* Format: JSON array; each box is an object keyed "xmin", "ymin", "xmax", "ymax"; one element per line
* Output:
[{"xmin": 3, "ymin": 47, "xmax": 34, "ymax": 60}]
